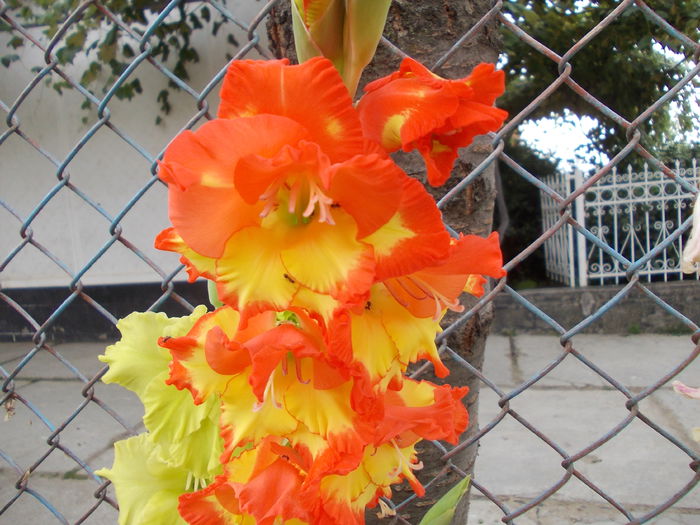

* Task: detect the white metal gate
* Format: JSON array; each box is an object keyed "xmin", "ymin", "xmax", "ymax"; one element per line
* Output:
[{"xmin": 542, "ymin": 160, "xmax": 699, "ymax": 287}]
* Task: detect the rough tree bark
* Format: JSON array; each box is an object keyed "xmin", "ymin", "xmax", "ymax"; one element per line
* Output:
[{"xmin": 267, "ymin": 2, "xmax": 502, "ymax": 523}]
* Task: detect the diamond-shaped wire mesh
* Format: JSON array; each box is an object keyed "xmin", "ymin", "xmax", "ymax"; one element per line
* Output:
[{"xmin": 1, "ymin": 0, "xmax": 699, "ymax": 523}]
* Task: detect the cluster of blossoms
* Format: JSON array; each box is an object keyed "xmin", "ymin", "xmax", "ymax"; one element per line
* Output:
[{"xmin": 97, "ymin": 55, "xmax": 507, "ymax": 524}]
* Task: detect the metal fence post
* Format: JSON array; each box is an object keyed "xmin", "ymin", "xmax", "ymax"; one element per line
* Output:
[{"xmin": 574, "ymin": 169, "xmax": 588, "ymax": 287}]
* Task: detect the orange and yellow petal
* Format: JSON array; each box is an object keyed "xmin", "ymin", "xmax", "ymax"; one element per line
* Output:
[
  {"xmin": 214, "ymin": 226, "xmax": 299, "ymax": 315},
  {"xmin": 178, "ymin": 481, "xmax": 253, "ymax": 525},
  {"xmin": 361, "ymin": 177, "xmax": 451, "ymax": 280},
  {"xmin": 160, "ymin": 116, "xmax": 307, "ymax": 257},
  {"xmin": 357, "ymin": 76, "xmax": 457, "ymax": 152},
  {"xmin": 315, "ymin": 441, "xmax": 425, "ymax": 523},
  {"xmin": 371, "ymin": 284, "xmax": 448, "ymax": 377},
  {"xmin": 327, "ymin": 153, "xmax": 404, "ymax": 239},
  {"xmin": 99, "ymin": 307, "xmax": 207, "ymax": 398},
  {"xmin": 219, "ymin": 58, "xmax": 364, "ymax": 163},
  {"xmin": 155, "ymin": 228, "xmax": 218, "ymax": 283},
  {"xmin": 376, "ymin": 378, "xmax": 469, "ymax": 445},
  {"xmin": 383, "ymin": 232, "xmax": 505, "ymax": 319},
  {"xmin": 280, "ymin": 211, "xmax": 375, "ymax": 304},
  {"xmin": 163, "ymin": 307, "xmax": 242, "ymax": 404}
]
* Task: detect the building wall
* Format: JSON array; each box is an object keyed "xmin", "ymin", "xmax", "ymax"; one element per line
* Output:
[{"xmin": 1, "ymin": 5, "xmax": 268, "ymax": 289}]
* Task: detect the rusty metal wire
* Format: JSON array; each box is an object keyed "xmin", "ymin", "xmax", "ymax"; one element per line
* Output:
[{"xmin": 1, "ymin": 0, "xmax": 698, "ymax": 523}]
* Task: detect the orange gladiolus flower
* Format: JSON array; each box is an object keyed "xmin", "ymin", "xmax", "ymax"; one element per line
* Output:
[
  {"xmin": 155, "ymin": 58, "xmax": 418, "ymax": 321},
  {"xmin": 383, "ymin": 231, "xmax": 507, "ymax": 320},
  {"xmin": 328, "ymin": 233, "xmax": 506, "ymax": 385},
  {"xmin": 160, "ymin": 307, "xmax": 376, "ymax": 460},
  {"xmin": 357, "ymin": 57, "xmax": 508, "ymax": 187}
]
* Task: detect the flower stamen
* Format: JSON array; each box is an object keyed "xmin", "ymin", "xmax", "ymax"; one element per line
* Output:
[
  {"xmin": 294, "ymin": 357, "xmax": 310, "ymax": 385},
  {"xmin": 254, "ymin": 369, "xmax": 282, "ymax": 411}
]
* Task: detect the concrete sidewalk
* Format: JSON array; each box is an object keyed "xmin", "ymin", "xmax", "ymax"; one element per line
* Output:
[
  {"xmin": 470, "ymin": 334, "xmax": 700, "ymax": 524},
  {"xmin": 1, "ymin": 334, "xmax": 699, "ymax": 524}
]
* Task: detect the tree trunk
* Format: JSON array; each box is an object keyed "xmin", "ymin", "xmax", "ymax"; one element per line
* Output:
[{"xmin": 267, "ymin": 2, "xmax": 501, "ymax": 523}]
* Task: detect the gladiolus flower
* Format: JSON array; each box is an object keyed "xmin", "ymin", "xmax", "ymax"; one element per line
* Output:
[
  {"xmin": 161, "ymin": 307, "xmax": 373, "ymax": 465},
  {"xmin": 383, "ymin": 231, "xmax": 507, "ymax": 320},
  {"xmin": 357, "ymin": 57, "xmax": 508, "ymax": 186},
  {"xmin": 156, "ymin": 58, "xmax": 413, "ymax": 321}
]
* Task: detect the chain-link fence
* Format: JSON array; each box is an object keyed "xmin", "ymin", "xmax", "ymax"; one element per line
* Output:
[{"xmin": 1, "ymin": 0, "xmax": 699, "ymax": 524}]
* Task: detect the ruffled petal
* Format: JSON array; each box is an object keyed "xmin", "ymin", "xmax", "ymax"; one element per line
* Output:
[
  {"xmin": 327, "ymin": 153, "xmax": 404, "ymax": 239},
  {"xmin": 160, "ymin": 116, "xmax": 306, "ymax": 257},
  {"xmin": 363, "ymin": 442, "xmax": 425, "ymax": 497},
  {"xmin": 316, "ymin": 441, "xmax": 425, "ymax": 522},
  {"xmin": 178, "ymin": 480, "xmax": 253, "ymax": 525},
  {"xmin": 163, "ymin": 307, "xmax": 242, "ymax": 404},
  {"xmin": 464, "ymin": 62, "xmax": 506, "ymax": 105},
  {"xmin": 357, "ymin": 76, "xmax": 457, "ymax": 152},
  {"xmin": 154, "ymin": 228, "xmax": 218, "ymax": 283},
  {"xmin": 373, "ymin": 284, "xmax": 447, "ymax": 377},
  {"xmin": 219, "ymin": 58, "xmax": 364, "ymax": 162},
  {"xmin": 376, "ymin": 379, "xmax": 469, "ymax": 445},
  {"xmin": 361, "ymin": 177, "xmax": 451, "ymax": 280},
  {"xmin": 95, "ymin": 434, "xmax": 189, "ymax": 525},
  {"xmin": 142, "ymin": 372, "xmax": 223, "ymax": 480},
  {"xmin": 99, "ymin": 307, "xmax": 207, "ymax": 397},
  {"xmin": 280, "ymin": 211, "xmax": 375, "ymax": 304}
]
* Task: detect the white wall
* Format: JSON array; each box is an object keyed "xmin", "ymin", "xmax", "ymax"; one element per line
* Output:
[{"xmin": 1, "ymin": 2, "xmax": 269, "ymax": 288}]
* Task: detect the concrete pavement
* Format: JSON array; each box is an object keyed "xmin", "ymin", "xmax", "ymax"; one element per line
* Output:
[{"xmin": 1, "ymin": 334, "xmax": 699, "ymax": 524}]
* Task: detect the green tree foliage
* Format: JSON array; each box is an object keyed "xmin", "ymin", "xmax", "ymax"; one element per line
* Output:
[
  {"xmin": 0, "ymin": 0, "xmax": 239, "ymax": 114},
  {"xmin": 501, "ymin": 0, "xmax": 699, "ymax": 155}
]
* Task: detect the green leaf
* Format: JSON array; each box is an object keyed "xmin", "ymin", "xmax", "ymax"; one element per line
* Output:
[
  {"xmin": 65, "ymin": 28, "xmax": 87, "ymax": 49},
  {"xmin": 417, "ymin": 476, "xmax": 471, "ymax": 525},
  {"xmin": 1, "ymin": 54, "xmax": 19, "ymax": 68},
  {"xmin": 8, "ymin": 36, "xmax": 24, "ymax": 49}
]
